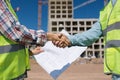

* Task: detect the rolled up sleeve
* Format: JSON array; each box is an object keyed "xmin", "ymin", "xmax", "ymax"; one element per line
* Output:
[{"xmin": 67, "ymin": 21, "xmax": 102, "ymax": 46}]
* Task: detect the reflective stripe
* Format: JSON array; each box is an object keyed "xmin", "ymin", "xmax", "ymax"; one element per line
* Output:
[
  {"xmin": 0, "ymin": 44, "xmax": 25, "ymax": 54},
  {"xmin": 105, "ymin": 40, "xmax": 120, "ymax": 48},
  {"xmin": 103, "ymin": 22, "xmax": 120, "ymax": 36}
]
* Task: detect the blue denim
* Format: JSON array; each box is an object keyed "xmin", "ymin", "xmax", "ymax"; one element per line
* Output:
[{"xmin": 112, "ymin": 74, "xmax": 120, "ymax": 80}]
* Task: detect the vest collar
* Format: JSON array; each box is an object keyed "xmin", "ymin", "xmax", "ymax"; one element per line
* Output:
[{"xmin": 111, "ymin": 0, "xmax": 117, "ymax": 6}]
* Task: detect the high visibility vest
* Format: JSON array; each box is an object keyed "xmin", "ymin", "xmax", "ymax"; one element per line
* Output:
[
  {"xmin": 0, "ymin": 1, "xmax": 30, "ymax": 80},
  {"xmin": 0, "ymin": 33, "xmax": 30, "ymax": 80},
  {"xmin": 100, "ymin": 0, "xmax": 120, "ymax": 75}
]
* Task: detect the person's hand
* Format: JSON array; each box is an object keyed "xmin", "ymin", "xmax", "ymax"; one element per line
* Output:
[
  {"xmin": 47, "ymin": 33, "xmax": 70, "ymax": 48},
  {"xmin": 47, "ymin": 33, "xmax": 61, "ymax": 41},
  {"xmin": 30, "ymin": 46, "xmax": 44, "ymax": 55},
  {"xmin": 52, "ymin": 34, "xmax": 71, "ymax": 48}
]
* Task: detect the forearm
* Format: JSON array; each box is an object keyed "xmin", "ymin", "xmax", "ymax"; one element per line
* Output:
[
  {"xmin": 0, "ymin": 22, "xmax": 47, "ymax": 45},
  {"xmin": 0, "ymin": 1, "xmax": 47, "ymax": 46},
  {"xmin": 67, "ymin": 21, "xmax": 102, "ymax": 46}
]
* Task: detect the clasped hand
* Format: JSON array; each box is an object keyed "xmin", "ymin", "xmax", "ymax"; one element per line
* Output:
[
  {"xmin": 31, "ymin": 33, "xmax": 71, "ymax": 55},
  {"xmin": 47, "ymin": 33, "xmax": 70, "ymax": 48}
]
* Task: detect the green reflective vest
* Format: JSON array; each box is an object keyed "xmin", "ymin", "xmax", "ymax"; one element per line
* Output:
[
  {"xmin": 100, "ymin": 0, "xmax": 120, "ymax": 75},
  {"xmin": 0, "ymin": 1, "xmax": 30, "ymax": 80}
]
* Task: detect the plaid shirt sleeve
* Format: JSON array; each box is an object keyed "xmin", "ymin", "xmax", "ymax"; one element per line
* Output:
[{"xmin": 0, "ymin": 1, "xmax": 47, "ymax": 46}]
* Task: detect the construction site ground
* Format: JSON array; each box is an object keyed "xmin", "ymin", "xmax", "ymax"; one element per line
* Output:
[{"xmin": 25, "ymin": 58, "xmax": 111, "ymax": 80}]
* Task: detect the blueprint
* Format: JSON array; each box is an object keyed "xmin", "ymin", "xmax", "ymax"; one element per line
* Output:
[{"xmin": 34, "ymin": 30, "xmax": 87, "ymax": 79}]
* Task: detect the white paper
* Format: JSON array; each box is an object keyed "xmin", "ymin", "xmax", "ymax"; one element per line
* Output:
[{"xmin": 34, "ymin": 30, "xmax": 87, "ymax": 79}]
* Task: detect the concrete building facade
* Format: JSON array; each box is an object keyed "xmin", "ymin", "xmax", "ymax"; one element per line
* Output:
[{"xmin": 48, "ymin": 0, "xmax": 104, "ymax": 59}]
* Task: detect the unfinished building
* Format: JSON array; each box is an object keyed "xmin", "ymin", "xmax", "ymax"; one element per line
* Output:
[{"xmin": 48, "ymin": 0, "xmax": 104, "ymax": 59}]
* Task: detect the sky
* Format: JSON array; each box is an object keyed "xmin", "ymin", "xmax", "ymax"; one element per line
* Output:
[{"xmin": 11, "ymin": 0, "xmax": 104, "ymax": 32}]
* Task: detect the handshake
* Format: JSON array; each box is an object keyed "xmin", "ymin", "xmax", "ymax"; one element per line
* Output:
[
  {"xmin": 47, "ymin": 33, "xmax": 71, "ymax": 48},
  {"xmin": 30, "ymin": 32, "xmax": 71, "ymax": 55}
]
